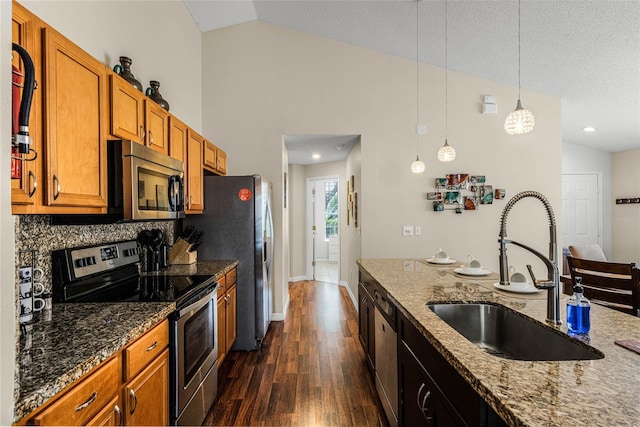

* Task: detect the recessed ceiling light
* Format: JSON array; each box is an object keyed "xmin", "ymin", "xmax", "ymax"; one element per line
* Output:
[
  {"xmin": 312, "ymin": 153, "xmax": 321, "ymax": 160},
  {"xmin": 335, "ymin": 144, "xmax": 344, "ymax": 150},
  {"xmin": 582, "ymin": 127, "xmax": 596, "ymax": 132}
]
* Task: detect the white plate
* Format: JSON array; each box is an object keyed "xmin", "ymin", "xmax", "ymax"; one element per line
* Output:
[
  {"xmin": 454, "ymin": 267, "xmax": 492, "ymax": 276},
  {"xmin": 493, "ymin": 282, "xmax": 542, "ymax": 294},
  {"xmin": 426, "ymin": 258, "xmax": 457, "ymax": 265}
]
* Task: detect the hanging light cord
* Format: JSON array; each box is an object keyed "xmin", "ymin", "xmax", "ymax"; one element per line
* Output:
[
  {"xmin": 444, "ymin": 0, "xmax": 448, "ymax": 141},
  {"xmin": 416, "ymin": 0, "xmax": 420, "ymax": 154},
  {"xmin": 517, "ymin": 0, "xmax": 521, "ymax": 99}
]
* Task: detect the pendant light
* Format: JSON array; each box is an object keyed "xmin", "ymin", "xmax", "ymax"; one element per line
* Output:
[
  {"xmin": 411, "ymin": 0, "xmax": 425, "ymax": 174},
  {"xmin": 504, "ymin": 0, "xmax": 535, "ymax": 135},
  {"xmin": 437, "ymin": 0, "xmax": 456, "ymax": 162}
]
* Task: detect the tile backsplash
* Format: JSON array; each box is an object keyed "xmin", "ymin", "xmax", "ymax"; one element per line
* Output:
[{"xmin": 15, "ymin": 215, "xmax": 177, "ymax": 293}]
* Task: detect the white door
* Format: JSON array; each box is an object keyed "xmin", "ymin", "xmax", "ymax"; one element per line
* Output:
[{"xmin": 562, "ymin": 173, "xmax": 601, "ymax": 248}]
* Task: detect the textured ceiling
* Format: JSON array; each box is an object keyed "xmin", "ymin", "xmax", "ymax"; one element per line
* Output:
[{"xmin": 185, "ymin": 0, "xmax": 640, "ymax": 154}]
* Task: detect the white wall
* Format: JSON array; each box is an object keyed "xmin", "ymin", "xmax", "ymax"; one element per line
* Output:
[
  {"xmin": 1, "ymin": 1, "xmax": 17, "ymax": 422},
  {"xmin": 612, "ymin": 148, "xmax": 640, "ymax": 264},
  {"xmin": 202, "ymin": 21, "xmax": 562, "ymax": 309},
  {"xmin": 562, "ymin": 142, "xmax": 612, "ymax": 258},
  {"xmin": 21, "ymin": 0, "xmax": 202, "ymax": 132},
  {"xmin": 343, "ymin": 141, "xmax": 362, "ymax": 301},
  {"xmin": 288, "ymin": 163, "xmax": 306, "ymax": 280}
]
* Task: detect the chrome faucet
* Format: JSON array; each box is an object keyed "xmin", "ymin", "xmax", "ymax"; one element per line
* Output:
[{"xmin": 498, "ymin": 191, "xmax": 561, "ymax": 325}]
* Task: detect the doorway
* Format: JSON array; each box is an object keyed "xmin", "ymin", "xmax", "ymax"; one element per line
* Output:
[
  {"xmin": 562, "ymin": 172, "xmax": 603, "ymax": 249},
  {"xmin": 307, "ymin": 176, "xmax": 340, "ymax": 284}
]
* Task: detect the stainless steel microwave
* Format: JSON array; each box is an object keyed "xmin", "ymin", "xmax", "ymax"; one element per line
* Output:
[{"xmin": 108, "ymin": 140, "xmax": 185, "ymax": 221}]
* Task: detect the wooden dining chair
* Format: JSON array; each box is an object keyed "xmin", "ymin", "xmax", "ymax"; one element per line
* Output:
[{"xmin": 567, "ymin": 256, "xmax": 640, "ymax": 316}]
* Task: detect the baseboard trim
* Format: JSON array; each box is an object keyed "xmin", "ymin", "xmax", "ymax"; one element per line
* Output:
[
  {"xmin": 289, "ymin": 275, "xmax": 309, "ymax": 283},
  {"xmin": 341, "ymin": 280, "xmax": 358, "ymax": 311}
]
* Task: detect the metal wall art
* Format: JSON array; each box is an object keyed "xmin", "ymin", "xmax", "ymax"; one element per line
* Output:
[{"xmin": 428, "ymin": 174, "xmax": 505, "ymax": 213}]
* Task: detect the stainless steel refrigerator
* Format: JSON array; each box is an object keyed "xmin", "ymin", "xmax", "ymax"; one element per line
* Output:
[{"xmin": 184, "ymin": 175, "xmax": 273, "ymax": 350}]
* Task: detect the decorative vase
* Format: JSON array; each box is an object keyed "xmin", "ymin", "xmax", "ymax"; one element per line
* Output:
[
  {"xmin": 145, "ymin": 80, "xmax": 170, "ymax": 111},
  {"xmin": 113, "ymin": 56, "xmax": 142, "ymax": 92}
]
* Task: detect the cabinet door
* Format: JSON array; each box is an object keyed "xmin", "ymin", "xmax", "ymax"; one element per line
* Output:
[
  {"xmin": 203, "ymin": 139, "xmax": 217, "ymax": 172},
  {"xmin": 398, "ymin": 342, "xmax": 464, "ymax": 427},
  {"xmin": 217, "ymin": 296, "xmax": 226, "ymax": 364},
  {"xmin": 124, "ymin": 349, "xmax": 169, "ymax": 427},
  {"xmin": 226, "ymin": 285, "xmax": 237, "ymax": 351},
  {"xmin": 85, "ymin": 396, "xmax": 123, "ymax": 427},
  {"xmin": 145, "ymin": 100, "xmax": 169, "ymax": 155},
  {"xmin": 186, "ymin": 129, "xmax": 204, "ymax": 213},
  {"xmin": 216, "ymin": 149, "xmax": 227, "ymax": 175},
  {"xmin": 109, "ymin": 73, "xmax": 144, "ymax": 143},
  {"xmin": 168, "ymin": 115, "xmax": 187, "ymax": 163},
  {"xmin": 11, "ymin": 2, "xmax": 40, "ymax": 208},
  {"xmin": 42, "ymin": 27, "xmax": 107, "ymax": 210}
]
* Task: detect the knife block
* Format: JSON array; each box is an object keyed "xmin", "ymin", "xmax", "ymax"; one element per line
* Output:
[{"xmin": 168, "ymin": 238, "xmax": 197, "ymax": 265}]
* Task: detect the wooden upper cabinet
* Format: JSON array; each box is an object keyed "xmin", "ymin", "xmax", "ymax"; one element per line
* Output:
[
  {"xmin": 109, "ymin": 72, "xmax": 144, "ymax": 143},
  {"xmin": 168, "ymin": 115, "xmax": 187, "ymax": 163},
  {"xmin": 203, "ymin": 139, "xmax": 227, "ymax": 176},
  {"xmin": 203, "ymin": 139, "xmax": 217, "ymax": 171},
  {"xmin": 11, "ymin": 2, "xmax": 40, "ymax": 209},
  {"xmin": 144, "ymin": 100, "xmax": 169, "ymax": 155},
  {"xmin": 186, "ymin": 129, "xmax": 204, "ymax": 213},
  {"xmin": 42, "ymin": 26, "xmax": 108, "ymax": 211}
]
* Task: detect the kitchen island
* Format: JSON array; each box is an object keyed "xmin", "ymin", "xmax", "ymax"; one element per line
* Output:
[
  {"xmin": 14, "ymin": 259, "xmax": 237, "ymax": 424},
  {"xmin": 358, "ymin": 258, "xmax": 640, "ymax": 427}
]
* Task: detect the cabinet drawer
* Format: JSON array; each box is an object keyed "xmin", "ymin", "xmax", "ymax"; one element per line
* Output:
[
  {"xmin": 226, "ymin": 268, "xmax": 237, "ymax": 287},
  {"xmin": 123, "ymin": 319, "xmax": 169, "ymax": 381},
  {"xmin": 217, "ymin": 275, "xmax": 227, "ymax": 296},
  {"xmin": 31, "ymin": 355, "xmax": 120, "ymax": 426}
]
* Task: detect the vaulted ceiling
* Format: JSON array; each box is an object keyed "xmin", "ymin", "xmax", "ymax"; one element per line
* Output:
[{"xmin": 185, "ymin": 0, "xmax": 640, "ymax": 155}]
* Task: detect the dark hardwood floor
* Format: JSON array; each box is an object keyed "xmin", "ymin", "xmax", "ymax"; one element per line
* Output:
[{"xmin": 204, "ymin": 280, "xmax": 388, "ymax": 426}]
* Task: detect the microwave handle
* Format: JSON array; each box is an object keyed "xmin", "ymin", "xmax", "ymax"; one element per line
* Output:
[{"xmin": 168, "ymin": 175, "xmax": 177, "ymax": 211}]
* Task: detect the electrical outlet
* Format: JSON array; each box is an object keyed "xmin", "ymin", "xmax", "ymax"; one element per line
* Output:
[
  {"xmin": 403, "ymin": 225, "xmax": 414, "ymax": 236},
  {"xmin": 415, "ymin": 226, "xmax": 422, "ymax": 236}
]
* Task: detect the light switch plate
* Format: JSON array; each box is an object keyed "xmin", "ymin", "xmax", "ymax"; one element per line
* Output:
[
  {"xmin": 415, "ymin": 226, "xmax": 422, "ymax": 236},
  {"xmin": 403, "ymin": 225, "xmax": 414, "ymax": 236}
]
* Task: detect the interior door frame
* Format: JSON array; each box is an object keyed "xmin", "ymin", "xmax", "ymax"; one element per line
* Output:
[
  {"xmin": 306, "ymin": 175, "xmax": 340, "ymax": 281},
  {"xmin": 561, "ymin": 171, "xmax": 603, "ymax": 250}
]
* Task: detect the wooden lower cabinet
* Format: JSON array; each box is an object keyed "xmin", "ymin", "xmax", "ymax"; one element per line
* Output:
[
  {"xmin": 85, "ymin": 396, "xmax": 123, "ymax": 426},
  {"xmin": 18, "ymin": 320, "xmax": 169, "ymax": 426},
  {"xmin": 123, "ymin": 349, "xmax": 169, "ymax": 426},
  {"xmin": 217, "ymin": 268, "xmax": 237, "ymax": 366}
]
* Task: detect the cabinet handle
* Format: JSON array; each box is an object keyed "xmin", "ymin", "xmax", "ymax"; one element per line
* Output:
[
  {"xmin": 149, "ymin": 130, "xmax": 154, "ymax": 145},
  {"xmin": 417, "ymin": 383, "xmax": 426, "ymax": 409},
  {"xmin": 114, "ymin": 404, "xmax": 123, "ymax": 426},
  {"xmin": 129, "ymin": 389, "xmax": 138, "ymax": 415},
  {"xmin": 421, "ymin": 390, "xmax": 432, "ymax": 420},
  {"xmin": 140, "ymin": 125, "xmax": 146, "ymax": 142},
  {"xmin": 75, "ymin": 392, "xmax": 98, "ymax": 411},
  {"xmin": 53, "ymin": 175, "xmax": 60, "ymax": 200},
  {"xmin": 28, "ymin": 171, "xmax": 37, "ymax": 198},
  {"xmin": 146, "ymin": 340, "xmax": 158, "ymax": 352}
]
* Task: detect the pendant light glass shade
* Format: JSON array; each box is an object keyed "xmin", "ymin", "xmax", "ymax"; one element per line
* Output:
[
  {"xmin": 437, "ymin": 139, "xmax": 456, "ymax": 162},
  {"xmin": 504, "ymin": 99, "xmax": 535, "ymax": 134},
  {"xmin": 411, "ymin": 156, "xmax": 426, "ymax": 173},
  {"xmin": 506, "ymin": 0, "xmax": 535, "ymax": 135}
]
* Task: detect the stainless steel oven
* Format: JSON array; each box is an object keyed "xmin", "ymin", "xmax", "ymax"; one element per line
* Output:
[{"xmin": 171, "ymin": 284, "xmax": 218, "ymax": 426}]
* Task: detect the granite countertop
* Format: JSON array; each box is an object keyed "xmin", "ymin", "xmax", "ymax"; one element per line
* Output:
[
  {"xmin": 357, "ymin": 259, "xmax": 640, "ymax": 427},
  {"xmin": 14, "ymin": 259, "xmax": 237, "ymax": 423},
  {"xmin": 143, "ymin": 259, "xmax": 238, "ymax": 279}
]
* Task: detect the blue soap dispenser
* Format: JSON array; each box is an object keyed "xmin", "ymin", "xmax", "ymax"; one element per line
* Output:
[{"xmin": 567, "ymin": 277, "xmax": 591, "ymax": 334}]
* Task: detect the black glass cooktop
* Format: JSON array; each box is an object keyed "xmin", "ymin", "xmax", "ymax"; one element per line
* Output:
[{"xmin": 55, "ymin": 264, "xmax": 216, "ymax": 309}]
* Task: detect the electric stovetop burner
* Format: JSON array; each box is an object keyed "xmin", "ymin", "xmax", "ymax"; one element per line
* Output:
[{"xmin": 52, "ymin": 240, "xmax": 216, "ymax": 309}]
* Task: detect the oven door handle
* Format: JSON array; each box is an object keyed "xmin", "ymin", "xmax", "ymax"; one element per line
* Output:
[{"xmin": 177, "ymin": 288, "xmax": 215, "ymax": 318}]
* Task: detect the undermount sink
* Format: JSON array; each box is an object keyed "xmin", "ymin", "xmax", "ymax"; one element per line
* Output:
[{"xmin": 427, "ymin": 303, "xmax": 604, "ymax": 361}]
